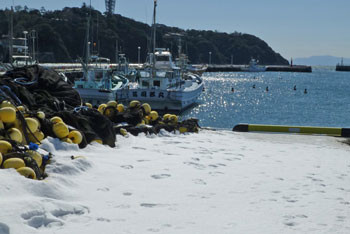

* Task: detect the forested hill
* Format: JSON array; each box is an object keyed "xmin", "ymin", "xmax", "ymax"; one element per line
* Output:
[{"xmin": 0, "ymin": 6, "xmax": 289, "ymax": 65}]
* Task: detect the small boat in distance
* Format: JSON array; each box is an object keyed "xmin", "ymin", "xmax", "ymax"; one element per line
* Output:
[{"xmin": 242, "ymin": 58, "xmax": 266, "ymax": 72}]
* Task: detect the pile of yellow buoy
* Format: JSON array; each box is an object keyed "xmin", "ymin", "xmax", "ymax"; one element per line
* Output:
[
  {"xmin": 0, "ymin": 98, "xmax": 197, "ymax": 180},
  {"xmin": 0, "ymin": 100, "xmax": 86, "ymax": 180},
  {"xmin": 92, "ymin": 100, "xmax": 183, "ymax": 135},
  {"xmin": 50, "ymin": 116, "xmax": 83, "ymax": 144}
]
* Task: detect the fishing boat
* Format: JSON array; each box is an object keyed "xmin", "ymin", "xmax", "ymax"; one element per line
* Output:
[
  {"xmin": 119, "ymin": 0, "xmax": 204, "ymax": 111},
  {"xmin": 73, "ymin": 5, "xmax": 129, "ymax": 106},
  {"xmin": 74, "ymin": 64, "xmax": 129, "ymax": 106},
  {"xmin": 242, "ymin": 58, "xmax": 266, "ymax": 72}
]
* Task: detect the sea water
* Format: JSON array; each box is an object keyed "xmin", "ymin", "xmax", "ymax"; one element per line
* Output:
[{"xmin": 181, "ymin": 67, "xmax": 350, "ymax": 129}]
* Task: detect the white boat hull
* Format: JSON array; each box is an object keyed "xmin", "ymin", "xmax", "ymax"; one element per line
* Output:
[
  {"xmin": 117, "ymin": 82, "xmax": 204, "ymax": 111},
  {"xmin": 76, "ymin": 88, "xmax": 116, "ymax": 106}
]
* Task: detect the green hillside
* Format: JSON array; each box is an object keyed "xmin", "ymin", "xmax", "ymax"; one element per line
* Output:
[{"xmin": 0, "ymin": 5, "xmax": 289, "ymax": 65}]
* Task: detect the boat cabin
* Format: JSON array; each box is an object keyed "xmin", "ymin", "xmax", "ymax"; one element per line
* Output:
[
  {"xmin": 138, "ymin": 49, "xmax": 182, "ymax": 90},
  {"xmin": 75, "ymin": 67, "xmax": 113, "ymax": 90}
]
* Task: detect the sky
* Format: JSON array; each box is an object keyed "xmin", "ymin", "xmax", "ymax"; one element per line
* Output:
[{"xmin": 2, "ymin": 0, "xmax": 350, "ymax": 60}]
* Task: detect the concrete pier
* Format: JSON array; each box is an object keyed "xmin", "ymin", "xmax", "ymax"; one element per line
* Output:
[
  {"xmin": 265, "ymin": 65, "xmax": 312, "ymax": 73},
  {"xmin": 336, "ymin": 65, "xmax": 350, "ymax": 72},
  {"xmin": 206, "ymin": 64, "xmax": 312, "ymax": 73}
]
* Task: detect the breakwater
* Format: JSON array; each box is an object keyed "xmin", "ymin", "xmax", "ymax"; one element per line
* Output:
[
  {"xmin": 206, "ymin": 65, "xmax": 312, "ymax": 73},
  {"xmin": 336, "ymin": 65, "xmax": 350, "ymax": 72}
]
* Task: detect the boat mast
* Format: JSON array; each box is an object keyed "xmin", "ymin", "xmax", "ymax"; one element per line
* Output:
[
  {"xmin": 85, "ymin": 0, "xmax": 92, "ymax": 66},
  {"xmin": 151, "ymin": 0, "xmax": 157, "ymax": 77},
  {"xmin": 9, "ymin": 3, "xmax": 14, "ymax": 64}
]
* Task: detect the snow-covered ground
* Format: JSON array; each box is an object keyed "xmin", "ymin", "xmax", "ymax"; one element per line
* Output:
[{"xmin": 0, "ymin": 130, "xmax": 349, "ymax": 234}]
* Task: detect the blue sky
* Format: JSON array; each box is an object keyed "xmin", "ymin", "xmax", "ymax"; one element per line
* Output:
[{"xmin": 3, "ymin": 0, "xmax": 350, "ymax": 59}]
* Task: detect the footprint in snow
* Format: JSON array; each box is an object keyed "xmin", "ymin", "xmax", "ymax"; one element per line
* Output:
[
  {"xmin": 0, "ymin": 223, "xmax": 10, "ymax": 234},
  {"xmin": 151, "ymin": 174, "xmax": 171, "ymax": 179},
  {"xmin": 193, "ymin": 179, "xmax": 207, "ymax": 185},
  {"xmin": 121, "ymin": 165, "xmax": 133, "ymax": 169}
]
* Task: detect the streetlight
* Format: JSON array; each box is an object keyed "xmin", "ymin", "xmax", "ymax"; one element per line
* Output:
[
  {"xmin": 23, "ymin": 31, "xmax": 28, "ymax": 65},
  {"xmin": 31, "ymin": 30, "xmax": 36, "ymax": 62},
  {"xmin": 137, "ymin": 46, "xmax": 141, "ymax": 64},
  {"xmin": 209, "ymin": 51, "xmax": 212, "ymax": 65}
]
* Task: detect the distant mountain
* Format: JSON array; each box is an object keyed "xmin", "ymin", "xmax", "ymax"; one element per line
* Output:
[{"xmin": 293, "ymin": 55, "xmax": 350, "ymax": 66}]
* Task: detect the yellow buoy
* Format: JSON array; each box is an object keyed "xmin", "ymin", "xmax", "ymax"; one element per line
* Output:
[
  {"xmin": 50, "ymin": 116, "xmax": 63, "ymax": 124},
  {"xmin": 28, "ymin": 131, "xmax": 45, "ymax": 144},
  {"xmin": 0, "ymin": 107, "xmax": 16, "ymax": 123},
  {"xmin": 107, "ymin": 100, "xmax": 118, "ymax": 107},
  {"xmin": 25, "ymin": 118, "xmax": 39, "ymax": 133},
  {"xmin": 26, "ymin": 150, "xmax": 42, "ymax": 167},
  {"xmin": 129, "ymin": 100, "xmax": 140, "ymax": 108},
  {"xmin": 163, "ymin": 114, "xmax": 171, "ymax": 121},
  {"xmin": 7, "ymin": 128, "xmax": 23, "ymax": 142},
  {"xmin": 0, "ymin": 120, "xmax": 4, "ymax": 130},
  {"xmin": 36, "ymin": 111, "xmax": 46, "ymax": 120},
  {"xmin": 16, "ymin": 167, "xmax": 36, "ymax": 179},
  {"xmin": 92, "ymin": 139, "xmax": 103, "ymax": 144},
  {"xmin": 179, "ymin": 127, "xmax": 188, "ymax": 133},
  {"xmin": 52, "ymin": 122, "xmax": 69, "ymax": 139},
  {"xmin": 141, "ymin": 103, "xmax": 151, "ymax": 114},
  {"xmin": 0, "ymin": 152, "xmax": 3, "ymax": 166},
  {"xmin": 85, "ymin": 103, "xmax": 92, "ymax": 108},
  {"xmin": 120, "ymin": 128, "xmax": 128, "ymax": 136},
  {"xmin": 0, "ymin": 140, "xmax": 12, "ymax": 154},
  {"xmin": 149, "ymin": 111, "xmax": 159, "ymax": 121},
  {"xmin": 104, "ymin": 107, "xmax": 115, "ymax": 118},
  {"xmin": 0, "ymin": 100, "xmax": 15, "ymax": 109},
  {"xmin": 61, "ymin": 137, "xmax": 73, "ymax": 144},
  {"xmin": 10, "ymin": 118, "xmax": 21, "ymax": 129},
  {"xmin": 117, "ymin": 104, "xmax": 125, "ymax": 113},
  {"xmin": 97, "ymin": 104, "xmax": 107, "ymax": 114},
  {"xmin": 143, "ymin": 117, "xmax": 150, "ymax": 124},
  {"xmin": 169, "ymin": 115, "xmax": 178, "ymax": 123},
  {"xmin": 3, "ymin": 158, "xmax": 25, "ymax": 169},
  {"xmin": 67, "ymin": 130, "xmax": 83, "ymax": 144},
  {"xmin": 17, "ymin": 106, "xmax": 26, "ymax": 112}
]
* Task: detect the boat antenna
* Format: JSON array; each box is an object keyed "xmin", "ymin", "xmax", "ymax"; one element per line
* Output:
[
  {"xmin": 9, "ymin": 2, "xmax": 14, "ymax": 64},
  {"xmin": 151, "ymin": 0, "xmax": 157, "ymax": 76}
]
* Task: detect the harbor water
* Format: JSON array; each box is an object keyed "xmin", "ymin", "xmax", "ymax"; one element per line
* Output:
[{"xmin": 181, "ymin": 67, "xmax": 350, "ymax": 129}]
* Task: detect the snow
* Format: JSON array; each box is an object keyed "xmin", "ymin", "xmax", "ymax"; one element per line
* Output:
[{"xmin": 0, "ymin": 130, "xmax": 350, "ymax": 234}]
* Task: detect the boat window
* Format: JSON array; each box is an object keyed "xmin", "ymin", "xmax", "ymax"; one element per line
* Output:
[
  {"xmin": 159, "ymin": 92, "xmax": 164, "ymax": 98},
  {"xmin": 156, "ymin": 55, "xmax": 169, "ymax": 62},
  {"xmin": 153, "ymin": 80, "xmax": 160, "ymax": 87},
  {"xmin": 141, "ymin": 91, "xmax": 147, "ymax": 97},
  {"xmin": 156, "ymin": 71, "xmax": 166, "ymax": 77},
  {"xmin": 133, "ymin": 92, "xmax": 138, "ymax": 97},
  {"xmin": 96, "ymin": 71, "xmax": 103, "ymax": 80},
  {"xmin": 166, "ymin": 72, "xmax": 173, "ymax": 78},
  {"xmin": 140, "ymin": 71, "xmax": 150, "ymax": 78},
  {"xmin": 150, "ymin": 92, "xmax": 155, "ymax": 97},
  {"xmin": 142, "ymin": 81, "xmax": 149, "ymax": 87}
]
